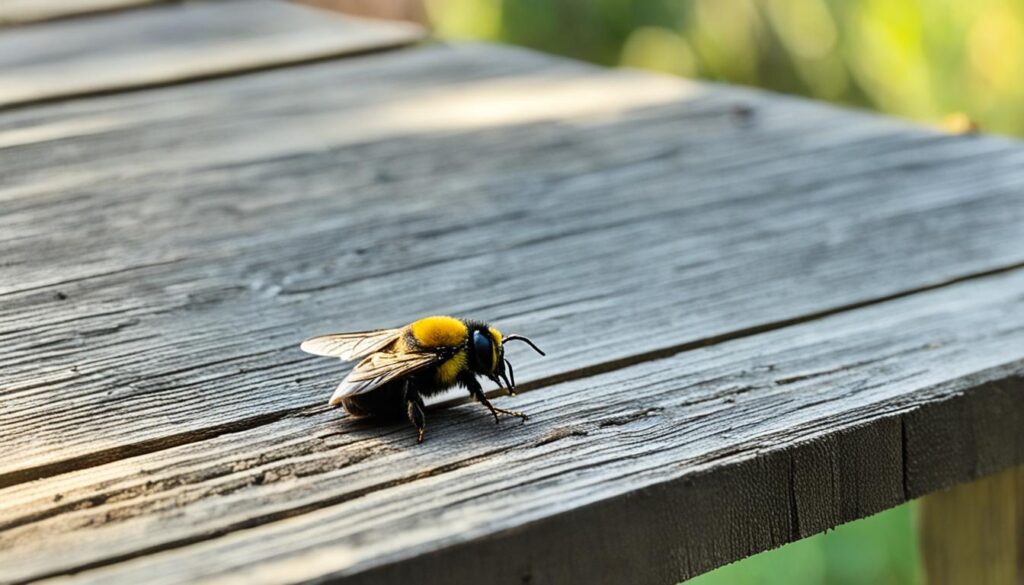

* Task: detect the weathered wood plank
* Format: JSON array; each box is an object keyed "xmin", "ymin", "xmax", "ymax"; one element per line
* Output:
[
  {"xmin": 918, "ymin": 465, "xmax": 1024, "ymax": 585},
  {"xmin": 0, "ymin": 0, "xmax": 423, "ymax": 108},
  {"xmin": 3, "ymin": 268, "xmax": 1023, "ymax": 584},
  {"xmin": 0, "ymin": 0, "xmax": 162, "ymax": 26},
  {"xmin": 3, "ymin": 43, "xmax": 1024, "ymax": 489}
]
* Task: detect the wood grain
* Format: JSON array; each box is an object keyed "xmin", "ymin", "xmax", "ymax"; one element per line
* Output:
[
  {"xmin": 294, "ymin": 0, "xmax": 428, "ymax": 24},
  {"xmin": 0, "ymin": 0, "xmax": 162, "ymax": 26},
  {"xmin": 2, "ymin": 268, "xmax": 1022, "ymax": 584},
  {"xmin": 918, "ymin": 465, "xmax": 1024, "ymax": 585},
  {"xmin": 0, "ymin": 0, "xmax": 424, "ymax": 108},
  {"xmin": 3, "ymin": 43, "xmax": 1024, "ymax": 490}
]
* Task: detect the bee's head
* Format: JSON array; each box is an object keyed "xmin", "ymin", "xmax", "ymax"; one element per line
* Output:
[{"xmin": 467, "ymin": 323, "xmax": 544, "ymax": 395}]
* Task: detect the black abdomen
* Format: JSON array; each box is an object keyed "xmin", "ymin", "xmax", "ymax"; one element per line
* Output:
[
  {"xmin": 339, "ymin": 380, "xmax": 408, "ymax": 419},
  {"xmin": 339, "ymin": 370, "xmax": 457, "ymax": 419}
]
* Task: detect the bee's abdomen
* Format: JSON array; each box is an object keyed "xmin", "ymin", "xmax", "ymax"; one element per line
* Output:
[
  {"xmin": 339, "ymin": 380, "xmax": 409, "ymax": 420},
  {"xmin": 338, "ymin": 396, "xmax": 374, "ymax": 418}
]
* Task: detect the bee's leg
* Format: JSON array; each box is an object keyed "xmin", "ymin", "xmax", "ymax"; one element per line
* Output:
[
  {"xmin": 462, "ymin": 375, "xmax": 528, "ymax": 424},
  {"xmin": 404, "ymin": 382, "xmax": 426, "ymax": 443}
]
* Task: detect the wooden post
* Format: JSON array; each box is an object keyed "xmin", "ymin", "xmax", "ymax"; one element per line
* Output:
[{"xmin": 918, "ymin": 465, "xmax": 1024, "ymax": 585}]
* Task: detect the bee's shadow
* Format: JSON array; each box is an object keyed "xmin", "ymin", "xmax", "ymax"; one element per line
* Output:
[{"xmin": 321, "ymin": 401, "xmax": 524, "ymax": 447}]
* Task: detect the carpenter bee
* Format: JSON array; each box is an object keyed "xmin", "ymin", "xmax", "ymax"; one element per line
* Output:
[{"xmin": 301, "ymin": 316, "xmax": 545, "ymax": 443}]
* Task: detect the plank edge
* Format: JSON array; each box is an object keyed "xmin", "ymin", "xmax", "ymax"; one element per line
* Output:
[{"xmin": 331, "ymin": 373, "xmax": 1024, "ymax": 585}]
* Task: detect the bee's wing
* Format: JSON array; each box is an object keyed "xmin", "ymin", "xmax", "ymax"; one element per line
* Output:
[
  {"xmin": 329, "ymin": 351, "xmax": 437, "ymax": 404},
  {"xmin": 300, "ymin": 328, "xmax": 404, "ymax": 361}
]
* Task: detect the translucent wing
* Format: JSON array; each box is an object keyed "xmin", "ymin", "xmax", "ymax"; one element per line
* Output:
[
  {"xmin": 329, "ymin": 351, "xmax": 437, "ymax": 404},
  {"xmin": 300, "ymin": 328, "xmax": 404, "ymax": 361}
]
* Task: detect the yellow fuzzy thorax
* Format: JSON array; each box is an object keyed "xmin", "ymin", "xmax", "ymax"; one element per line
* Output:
[
  {"xmin": 487, "ymin": 326, "xmax": 502, "ymax": 345},
  {"xmin": 409, "ymin": 315, "xmax": 468, "ymax": 349},
  {"xmin": 436, "ymin": 349, "xmax": 467, "ymax": 386},
  {"xmin": 487, "ymin": 326, "xmax": 502, "ymax": 371}
]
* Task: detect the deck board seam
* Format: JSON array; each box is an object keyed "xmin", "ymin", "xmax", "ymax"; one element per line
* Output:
[
  {"xmin": 0, "ymin": 1, "xmax": 173, "ymax": 29},
  {"xmin": 0, "ymin": 37, "xmax": 430, "ymax": 114}
]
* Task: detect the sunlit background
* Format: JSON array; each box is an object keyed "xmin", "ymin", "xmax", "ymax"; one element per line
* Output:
[
  {"xmin": 427, "ymin": 0, "xmax": 1024, "ymax": 137},
  {"xmin": 301, "ymin": 1, "xmax": 1020, "ymax": 581}
]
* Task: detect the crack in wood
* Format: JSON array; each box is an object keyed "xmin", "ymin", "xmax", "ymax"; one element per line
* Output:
[
  {"xmin": 0, "ymin": 258, "xmax": 184, "ymax": 298},
  {"xmin": 0, "ymin": 407, "xmax": 307, "ymax": 489},
  {"xmin": 533, "ymin": 427, "xmax": 591, "ymax": 447},
  {"xmin": 788, "ymin": 452, "xmax": 801, "ymax": 541},
  {"xmin": 900, "ymin": 415, "xmax": 911, "ymax": 501}
]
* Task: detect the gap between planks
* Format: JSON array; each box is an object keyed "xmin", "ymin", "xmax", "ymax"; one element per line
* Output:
[
  {"xmin": 0, "ymin": 0, "xmax": 426, "ymax": 111},
  {"xmin": 0, "ymin": 41, "xmax": 427, "ymax": 114},
  {"xmin": 0, "ymin": 0, "xmax": 166, "ymax": 27}
]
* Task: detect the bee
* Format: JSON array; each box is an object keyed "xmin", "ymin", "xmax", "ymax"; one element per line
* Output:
[{"xmin": 300, "ymin": 315, "xmax": 545, "ymax": 443}]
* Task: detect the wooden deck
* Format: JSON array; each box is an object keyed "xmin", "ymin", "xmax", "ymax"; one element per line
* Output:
[{"xmin": 1, "ymin": 2, "xmax": 1022, "ymax": 584}]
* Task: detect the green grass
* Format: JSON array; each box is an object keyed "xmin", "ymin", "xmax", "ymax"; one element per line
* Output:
[{"xmin": 684, "ymin": 504, "xmax": 921, "ymax": 585}]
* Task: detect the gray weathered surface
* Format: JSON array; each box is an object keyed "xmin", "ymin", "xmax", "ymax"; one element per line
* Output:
[
  {"xmin": 0, "ymin": 0, "xmax": 161, "ymax": 26},
  {"xmin": 3, "ymin": 43, "xmax": 1024, "ymax": 487},
  {"xmin": 3, "ymin": 269, "xmax": 1023, "ymax": 584},
  {"xmin": 0, "ymin": 0, "xmax": 423, "ymax": 108},
  {"xmin": 3, "ymin": 40, "xmax": 1024, "ymax": 585}
]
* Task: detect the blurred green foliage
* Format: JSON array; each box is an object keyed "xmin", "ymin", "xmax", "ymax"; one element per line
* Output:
[
  {"xmin": 685, "ymin": 504, "xmax": 921, "ymax": 585},
  {"xmin": 422, "ymin": 1, "xmax": 960, "ymax": 582},
  {"xmin": 426, "ymin": 0, "xmax": 1024, "ymax": 136}
]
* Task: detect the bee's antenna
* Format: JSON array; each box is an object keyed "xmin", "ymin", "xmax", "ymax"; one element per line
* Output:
[
  {"xmin": 504, "ymin": 358, "xmax": 516, "ymax": 388},
  {"xmin": 502, "ymin": 335, "xmax": 545, "ymax": 356}
]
